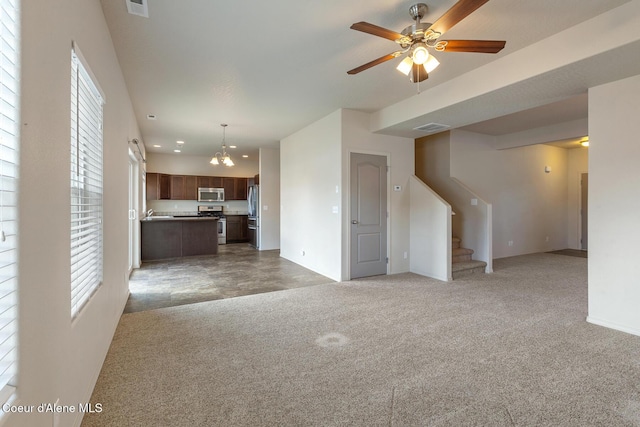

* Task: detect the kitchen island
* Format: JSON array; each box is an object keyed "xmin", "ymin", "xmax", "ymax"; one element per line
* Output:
[{"xmin": 141, "ymin": 216, "xmax": 218, "ymax": 261}]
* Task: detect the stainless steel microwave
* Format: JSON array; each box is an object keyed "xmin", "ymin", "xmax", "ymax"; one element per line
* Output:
[{"xmin": 198, "ymin": 187, "xmax": 224, "ymax": 202}]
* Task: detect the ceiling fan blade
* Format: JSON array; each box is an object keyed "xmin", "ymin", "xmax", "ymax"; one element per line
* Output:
[
  {"xmin": 428, "ymin": 0, "xmax": 490, "ymax": 36},
  {"xmin": 439, "ymin": 40, "xmax": 506, "ymax": 53},
  {"xmin": 347, "ymin": 52, "xmax": 400, "ymax": 75},
  {"xmin": 350, "ymin": 21, "xmax": 404, "ymax": 41},
  {"xmin": 410, "ymin": 63, "xmax": 428, "ymax": 83}
]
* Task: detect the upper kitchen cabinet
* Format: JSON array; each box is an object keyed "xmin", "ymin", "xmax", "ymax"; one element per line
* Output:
[
  {"xmin": 235, "ymin": 177, "xmax": 248, "ymax": 200},
  {"xmin": 159, "ymin": 174, "xmax": 170, "ymax": 199},
  {"xmin": 185, "ymin": 175, "xmax": 198, "ymax": 200},
  {"xmin": 197, "ymin": 176, "xmax": 223, "ymax": 189},
  {"xmin": 170, "ymin": 175, "xmax": 185, "ymax": 200},
  {"xmin": 223, "ymin": 177, "xmax": 248, "ymax": 201},
  {"xmin": 170, "ymin": 175, "xmax": 198, "ymax": 200},
  {"xmin": 146, "ymin": 172, "xmax": 170, "ymax": 200},
  {"xmin": 146, "ymin": 173, "xmax": 249, "ymax": 200}
]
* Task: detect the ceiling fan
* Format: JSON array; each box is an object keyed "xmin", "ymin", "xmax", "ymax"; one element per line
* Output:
[{"xmin": 347, "ymin": 0, "xmax": 505, "ymax": 83}]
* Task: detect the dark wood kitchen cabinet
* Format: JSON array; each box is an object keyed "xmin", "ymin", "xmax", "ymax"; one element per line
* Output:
[
  {"xmin": 226, "ymin": 215, "xmax": 248, "ymax": 243},
  {"xmin": 235, "ymin": 177, "xmax": 248, "ymax": 200},
  {"xmin": 170, "ymin": 175, "xmax": 185, "ymax": 200},
  {"xmin": 198, "ymin": 176, "xmax": 223, "ymax": 189},
  {"xmin": 223, "ymin": 177, "xmax": 236, "ymax": 200},
  {"xmin": 146, "ymin": 172, "xmax": 171, "ymax": 200},
  {"xmin": 147, "ymin": 173, "xmax": 249, "ymax": 200},
  {"xmin": 146, "ymin": 172, "xmax": 159, "ymax": 200},
  {"xmin": 141, "ymin": 217, "xmax": 218, "ymax": 260},
  {"xmin": 185, "ymin": 175, "xmax": 198, "ymax": 200},
  {"xmin": 159, "ymin": 174, "xmax": 170, "ymax": 199},
  {"xmin": 171, "ymin": 175, "xmax": 198, "ymax": 200},
  {"xmin": 222, "ymin": 177, "xmax": 248, "ymax": 201}
]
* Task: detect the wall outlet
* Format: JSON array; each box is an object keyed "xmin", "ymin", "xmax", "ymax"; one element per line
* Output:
[
  {"xmin": 263, "ymin": 205, "xmax": 268, "ymax": 211},
  {"xmin": 332, "ymin": 206, "xmax": 339, "ymax": 214},
  {"xmin": 471, "ymin": 198, "xmax": 478, "ymax": 206},
  {"xmin": 403, "ymin": 251, "xmax": 408, "ymax": 259},
  {"xmin": 508, "ymin": 240, "xmax": 514, "ymax": 247},
  {"xmin": 545, "ymin": 236, "xmax": 549, "ymax": 242}
]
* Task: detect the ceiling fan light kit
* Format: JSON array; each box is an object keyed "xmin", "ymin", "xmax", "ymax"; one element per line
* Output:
[{"xmin": 348, "ymin": 0, "xmax": 506, "ymax": 83}]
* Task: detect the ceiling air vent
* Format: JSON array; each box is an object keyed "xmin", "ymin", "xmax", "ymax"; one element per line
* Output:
[
  {"xmin": 413, "ymin": 122, "xmax": 450, "ymax": 134},
  {"xmin": 126, "ymin": 0, "xmax": 149, "ymax": 18}
]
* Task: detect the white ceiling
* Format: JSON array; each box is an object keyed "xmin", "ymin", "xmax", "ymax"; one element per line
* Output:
[{"xmin": 100, "ymin": 0, "xmax": 631, "ymax": 157}]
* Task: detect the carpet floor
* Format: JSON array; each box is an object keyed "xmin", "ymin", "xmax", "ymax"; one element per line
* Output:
[
  {"xmin": 82, "ymin": 253, "xmax": 640, "ymax": 426},
  {"xmin": 547, "ymin": 249, "xmax": 588, "ymax": 258}
]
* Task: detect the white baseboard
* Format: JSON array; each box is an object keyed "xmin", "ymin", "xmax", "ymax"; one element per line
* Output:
[{"xmin": 586, "ymin": 316, "xmax": 640, "ymax": 337}]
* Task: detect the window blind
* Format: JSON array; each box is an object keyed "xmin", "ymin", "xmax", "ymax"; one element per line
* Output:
[
  {"xmin": 0, "ymin": 0, "xmax": 19, "ymax": 407},
  {"xmin": 70, "ymin": 47, "xmax": 103, "ymax": 317}
]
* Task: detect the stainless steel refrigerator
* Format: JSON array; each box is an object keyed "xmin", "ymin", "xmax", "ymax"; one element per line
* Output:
[{"xmin": 247, "ymin": 184, "xmax": 259, "ymax": 248}]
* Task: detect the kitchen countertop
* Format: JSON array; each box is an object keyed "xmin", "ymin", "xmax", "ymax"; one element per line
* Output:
[{"xmin": 141, "ymin": 216, "xmax": 219, "ymax": 222}]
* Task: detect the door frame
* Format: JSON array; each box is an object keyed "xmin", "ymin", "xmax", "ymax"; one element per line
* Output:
[
  {"xmin": 346, "ymin": 149, "xmax": 391, "ymax": 281},
  {"xmin": 578, "ymin": 171, "xmax": 588, "ymax": 251},
  {"xmin": 128, "ymin": 149, "xmax": 141, "ymax": 275}
]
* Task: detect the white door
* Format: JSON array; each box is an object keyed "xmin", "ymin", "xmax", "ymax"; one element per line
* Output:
[{"xmin": 350, "ymin": 153, "xmax": 387, "ymax": 279}]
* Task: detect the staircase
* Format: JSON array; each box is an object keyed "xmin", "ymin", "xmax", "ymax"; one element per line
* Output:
[{"xmin": 452, "ymin": 237, "xmax": 486, "ymax": 279}]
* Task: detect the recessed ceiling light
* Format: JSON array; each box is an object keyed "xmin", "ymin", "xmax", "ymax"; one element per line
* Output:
[
  {"xmin": 229, "ymin": 145, "xmax": 237, "ymax": 149},
  {"xmin": 146, "ymin": 114, "xmax": 157, "ymax": 120},
  {"xmin": 152, "ymin": 144, "xmax": 161, "ymax": 148},
  {"xmin": 174, "ymin": 149, "xmax": 181, "ymax": 153},
  {"xmin": 242, "ymin": 155, "xmax": 249, "ymax": 158},
  {"xmin": 176, "ymin": 140, "xmax": 185, "ymax": 145}
]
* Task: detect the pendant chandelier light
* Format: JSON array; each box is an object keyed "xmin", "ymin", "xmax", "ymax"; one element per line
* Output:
[{"xmin": 210, "ymin": 123, "xmax": 234, "ymax": 167}]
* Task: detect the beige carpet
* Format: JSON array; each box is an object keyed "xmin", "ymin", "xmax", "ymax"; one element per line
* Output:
[{"xmin": 82, "ymin": 253, "xmax": 640, "ymax": 426}]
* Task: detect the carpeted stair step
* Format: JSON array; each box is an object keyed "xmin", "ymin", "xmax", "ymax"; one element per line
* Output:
[
  {"xmin": 452, "ymin": 247, "xmax": 474, "ymax": 263},
  {"xmin": 452, "ymin": 260, "xmax": 487, "ymax": 279},
  {"xmin": 452, "ymin": 237, "xmax": 461, "ymax": 249}
]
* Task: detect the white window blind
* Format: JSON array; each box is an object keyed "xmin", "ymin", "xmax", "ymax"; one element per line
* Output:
[
  {"xmin": 0, "ymin": 0, "xmax": 19, "ymax": 407},
  {"xmin": 70, "ymin": 47, "xmax": 103, "ymax": 316}
]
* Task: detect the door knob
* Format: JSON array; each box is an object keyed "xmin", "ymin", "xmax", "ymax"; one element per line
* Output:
[{"xmin": 351, "ymin": 220, "xmax": 358, "ymax": 224}]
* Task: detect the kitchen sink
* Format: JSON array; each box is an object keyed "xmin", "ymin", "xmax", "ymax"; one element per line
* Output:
[{"xmin": 143, "ymin": 215, "xmax": 173, "ymax": 220}]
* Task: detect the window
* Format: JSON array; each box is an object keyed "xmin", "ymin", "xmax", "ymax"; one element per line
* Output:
[
  {"xmin": 0, "ymin": 0, "xmax": 19, "ymax": 407},
  {"xmin": 70, "ymin": 45, "xmax": 104, "ymax": 316}
]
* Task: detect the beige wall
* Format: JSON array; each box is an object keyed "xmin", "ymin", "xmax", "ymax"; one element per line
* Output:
[
  {"xmin": 415, "ymin": 132, "xmax": 492, "ymax": 269},
  {"xmin": 415, "ymin": 130, "xmax": 570, "ymax": 259},
  {"xmin": 280, "ymin": 109, "xmax": 414, "ymax": 281},
  {"xmin": 280, "ymin": 110, "xmax": 342, "ymax": 280},
  {"xmin": 17, "ymin": 0, "xmax": 140, "ymax": 426},
  {"xmin": 259, "ymin": 147, "xmax": 281, "ymax": 250},
  {"xmin": 146, "ymin": 152, "xmax": 258, "ymax": 177},
  {"xmin": 587, "ymin": 74, "xmax": 640, "ymax": 336},
  {"xmin": 341, "ymin": 109, "xmax": 414, "ymax": 277}
]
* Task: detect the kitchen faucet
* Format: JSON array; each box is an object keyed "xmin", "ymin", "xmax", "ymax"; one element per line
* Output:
[{"xmin": 147, "ymin": 209, "xmax": 153, "ymax": 217}]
